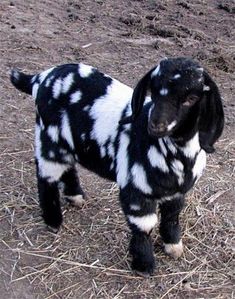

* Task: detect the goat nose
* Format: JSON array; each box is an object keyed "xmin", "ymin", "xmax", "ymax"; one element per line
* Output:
[
  {"xmin": 149, "ymin": 121, "xmax": 156, "ymax": 130},
  {"xmin": 149, "ymin": 121, "xmax": 168, "ymax": 133},
  {"xmin": 155, "ymin": 122, "xmax": 167, "ymax": 133}
]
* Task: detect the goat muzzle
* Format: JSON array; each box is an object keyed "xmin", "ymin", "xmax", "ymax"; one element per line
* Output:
[{"xmin": 148, "ymin": 121, "xmax": 169, "ymax": 138}]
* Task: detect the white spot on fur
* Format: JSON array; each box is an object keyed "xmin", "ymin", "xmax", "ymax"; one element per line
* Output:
[
  {"xmin": 39, "ymin": 67, "xmax": 55, "ymax": 84},
  {"xmin": 59, "ymin": 148, "xmax": 67, "ymax": 155},
  {"xmin": 45, "ymin": 76, "xmax": 54, "ymax": 87},
  {"xmin": 164, "ymin": 240, "xmax": 183, "ymax": 259},
  {"xmin": 128, "ymin": 214, "xmax": 158, "ymax": 233},
  {"xmin": 61, "ymin": 112, "xmax": 74, "ymax": 149},
  {"xmin": 39, "ymin": 118, "xmax": 45, "ymax": 130},
  {"xmin": 131, "ymin": 163, "xmax": 152, "ymax": 194},
  {"xmin": 63, "ymin": 154, "xmax": 74, "ymax": 163},
  {"xmin": 12, "ymin": 69, "xmax": 20, "ymax": 81},
  {"xmin": 203, "ymin": 85, "xmax": 210, "ymax": 91},
  {"xmin": 116, "ymin": 132, "xmax": 130, "ymax": 188},
  {"xmin": 197, "ymin": 67, "xmax": 204, "ymax": 73},
  {"xmin": 145, "ymin": 96, "xmax": 152, "ymax": 104},
  {"xmin": 31, "ymin": 75, "xmax": 37, "ymax": 84},
  {"xmin": 35, "ymin": 125, "xmax": 46, "ymax": 158},
  {"xmin": 193, "ymin": 149, "xmax": 206, "ymax": 181},
  {"xmin": 158, "ymin": 192, "xmax": 182, "ymax": 204},
  {"xmin": 83, "ymin": 105, "xmax": 90, "ymax": 112},
  {"xmin": 40, "ymin": 161, "xmax": 68, "ymax": 182},
  {"xmin": 148, "ymin": 104, "xmax": 154, "ymax": 121},
  {"xmin": 159, "ymin": 138, "xmax": 167, "ymax": 156},
  {"xmin": 130, "ymin": 204, "xmax": 141, "ymax": 211},
  {"xmin": 79, "ymin": 64, "xmax": 93, "ymax": 78},
  {"xmin": 147, "ymin": 146, "xmax": 169, "ymax": 172},
  {"xmin": 107, "ymin": 143, "xmax": 115, "ymax": 158},
  {"xmin": 90, "ymin": 79, "xmax": 132, "ymax": 148},
  {"xmin": 173, "ymin": 74, "xmax": 181, "ymax": 79},
  {"xmin": 181, "ymin": 133, "xmax": 200, "ymax": 158},
  {"xmin": 35, "ymin": 125, "xmax": 68, "ymax": 182},
  {"xmin": 160, "ymin": 88, "xmax": 168, "ymax": 96},
  {"xmin": 81, "ymin": 133, "xmax": 85, "ymax": 141},
  {"xmin": 48, "ymin": 151, "xmax": 55, "ymax": 159},
  {"xmin": 151, "ymin": 65, "xmax": 161, "ymax": 78},
  {"xmin": 171, "ymin": 159, "xmax": 184, "ymax": 185},
  {"xmin": 70, "ymin": 90, "xmax": 82, "ymax": 104},
  {"xmin": 100, "ymin": 146, "xmax": 106, "ymax": 158},
  {"xmin": 167, "ymin": 120, "xmax": 177, "ymax": 131},
  {"xmin": 47, "ymin": 125, "xmax": 59, "ymax": 143},
  {"xmin": 62, "ymin": 73, "xmax": 74, "ymax": 93},
  {"xmin": 164, "ymin": 137, "xmax": 177, "ymax": 154},
  {"xmin": 32, "ymin": 83, "xmax": 39, "ymax": 99},
  {"xmin": 53, "ymin": 78, "xmax": 62, "ymax": 99},
  {"xmin": 89, "ymin": 78, "xmax": 132, "ymax": 175}
]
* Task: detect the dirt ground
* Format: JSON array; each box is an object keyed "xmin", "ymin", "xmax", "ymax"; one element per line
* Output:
[{"xmin": 0, "ymin": 0, "xmax": 234, "ymax": 298}]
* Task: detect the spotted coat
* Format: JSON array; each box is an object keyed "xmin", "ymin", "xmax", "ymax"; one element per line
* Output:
[{"xmin": 10, "ymin": 57, "xmax": 224, "ymax": 275}]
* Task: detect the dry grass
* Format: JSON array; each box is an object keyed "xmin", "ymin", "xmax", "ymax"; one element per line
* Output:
[{"xmin": 0, "ymin": 137, "xmax": 234, "ymax": 298}]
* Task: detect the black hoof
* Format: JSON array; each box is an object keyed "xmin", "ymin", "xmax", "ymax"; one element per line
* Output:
[
  {"xmin": 131, "ymin": 257, "xmax": 155, "ymax": 277},
  {"xmin": 134, "ymin": 270, "xmax": 151, "ymax": 278},
  {"xmin": 47, "ymin": 225, "xmax": 60, "ymax": 234},
  {"xmin": 43, "ymin": 212, "xmax": 62, "ymax": 232}
]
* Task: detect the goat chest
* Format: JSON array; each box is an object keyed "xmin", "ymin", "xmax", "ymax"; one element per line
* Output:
[{"xmin": 129, "ymin": 133, "xmax": 207, "ymax": 198}]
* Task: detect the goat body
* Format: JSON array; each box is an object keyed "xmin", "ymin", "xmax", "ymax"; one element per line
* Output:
[{"xmin": 10, "ymin": 58, "xmax": 224, "ymax": 275}]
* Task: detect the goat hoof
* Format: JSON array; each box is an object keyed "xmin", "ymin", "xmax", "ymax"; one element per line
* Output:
[
  {"xmin": 47, "ymin": 225, "xmax": 60, "ymax": 234},
  {"xmin": 135, "ymin": 270, "xmax": 151, "ymax": 278},
  {"xmin": 132, "ymin": 258, "xmax": 155, "ymax": 277},
  {"xmin": 164, "ymin": 240, "xmax": 183, "ymax": 259},
  {"xmin": 65, "ymin": 194, "xmax": 86, "ymax": 208}
]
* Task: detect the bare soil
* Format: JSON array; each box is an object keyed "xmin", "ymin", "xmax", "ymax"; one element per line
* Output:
[{"xmin": 0, "ymin": 0, "xmax": 234, "ymax": 298}]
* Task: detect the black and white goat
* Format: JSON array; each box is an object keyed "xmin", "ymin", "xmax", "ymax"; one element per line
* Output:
[{"xmin": 10, "ymin": 57, "xmax": 224, "ymax": 276}]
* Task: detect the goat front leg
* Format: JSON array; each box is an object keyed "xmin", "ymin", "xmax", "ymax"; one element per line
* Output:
[
  {"xmin": 159, "ymin": 196, "xmax": 185, "ymax": 259},
  {"xmin": 120, "ymin": 189, "xmax": 157, "ymax": 276},
  {"xmin": 60, "ymin": 167, "xmax": 86, "ymax": 207}
]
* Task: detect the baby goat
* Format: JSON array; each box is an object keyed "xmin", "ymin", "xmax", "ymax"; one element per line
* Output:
[{"xmin": 10, "ymin": 57, "xmax": 224, "ymax": 276}]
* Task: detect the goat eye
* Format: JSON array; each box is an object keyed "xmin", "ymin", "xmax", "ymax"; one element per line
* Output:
[{"xmin": 182, "ymin": 94, "xmax": 199, "ymax": 107}]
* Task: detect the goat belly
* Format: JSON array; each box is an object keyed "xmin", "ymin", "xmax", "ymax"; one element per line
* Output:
[{"xmin": 76, "ymin": 140, "xmax": 117, "ymax": 181}]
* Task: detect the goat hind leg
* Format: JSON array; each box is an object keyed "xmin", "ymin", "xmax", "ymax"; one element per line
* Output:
[
  {"xmin": 37, "ymin": 176, "xmax": 62, "ymax": 232},
  {"xmin": 36, "ymin": 159, "xmax": 69, "ymax": 232}
]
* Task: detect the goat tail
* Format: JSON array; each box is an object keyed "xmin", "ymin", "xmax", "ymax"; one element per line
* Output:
[{"xmin": 10, "ymin": 69, "xmax": 35, "ymax": 95}]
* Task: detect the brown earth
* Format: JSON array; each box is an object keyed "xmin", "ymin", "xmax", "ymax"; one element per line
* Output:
[{"xmin": 0, "ymin": 0, "xmax": 234, "ymax": 298}]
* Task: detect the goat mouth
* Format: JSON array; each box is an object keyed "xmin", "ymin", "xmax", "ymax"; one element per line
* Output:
[{"xmin": 147, "ymin": 127, "xmax": 170, "ymax": 138}]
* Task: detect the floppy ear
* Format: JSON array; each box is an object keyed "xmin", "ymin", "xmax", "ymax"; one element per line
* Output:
[
  {"xmin": 119, "ymin": 67, "xmax": 155, "ymax": 125},
  {"xmin": 199, "ymin": 71, "xmax": 224, "ymax": 153}
]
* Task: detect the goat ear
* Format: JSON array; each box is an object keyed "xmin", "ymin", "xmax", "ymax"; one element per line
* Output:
[
  {"xmin": 119, "ymin": 67, "xmax": 155, "ymax": 124},
  {"xmin": 199, "ymin": 71, "xmax": 224, "ymax": 153},
  {"xmin": 131, "ymin": 68, "xmax": 155, "ymax": 120}
]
